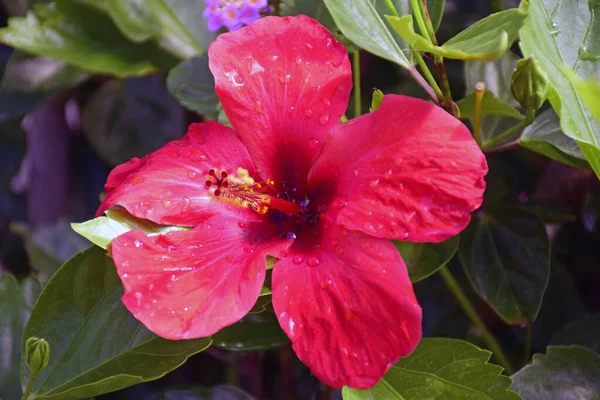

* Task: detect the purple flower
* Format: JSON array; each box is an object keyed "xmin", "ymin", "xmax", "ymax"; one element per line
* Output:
[
  {"xmin": 239, "ymin": 4, "xmax": 260, "ymax": 25},
  {"xmin": 222, "ymin": 4, "xmax": 242, "ymax": 30},
  {"xmin": 244, "ymin": 0, "xmax": 268, "ymax": 8}
]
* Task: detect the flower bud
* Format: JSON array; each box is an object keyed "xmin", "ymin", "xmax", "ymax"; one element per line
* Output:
[
  {"xmin": 511, "ymin": 57, "xmax": 550, "ymax": 110},
  {"xmin": 25, "ymin": 337, "xmax": 50, "ymax": 374}
]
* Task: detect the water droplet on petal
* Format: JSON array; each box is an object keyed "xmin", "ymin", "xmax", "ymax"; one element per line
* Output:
[
  {"xmin": 181, "ymin": 196, "xmax": 191, "ymax": 212},
  {"xmin": 292, "ymin": 255, "xmax": 305, "ymax": 265},
  {"xmin": 190, "ymin": 151, "xmax": 209, "ymax": 162},
  {"xmin": 161, "ymin": 198, "xmax": 173, "ymax": 209},
  {"xmin": 187, "ymin": 170, "xmax": 198, "ymax": 179},
  {"xmin": 319, "ymin": 114, "xmax": 330, "ymax": 125},
  {"xmin": 322, "ymin": 97, "xmax": 331, "ymax": 106},
  {"xmin": 320, "ymin": 279, "xmax": 332, "ymax": 289},
  {"xmin": 369, "ymin": 179, "xmax": 380, "ymax": 189},
  {"xmin": 130, "ymin": 176, "xmax": 145, "ymax": 184},
  {"xmin": 384, "ymin": 169, "xmax": 393, "ymax": 179},
  {"xmin": 295, "ymin": 55, "xmax": 303, "ymax": 65},
  {"xmin": 134, "ymin": 239, "xmax": 143, "ymax": 248},
  {"xmin": 331, "ymin": 199, "xmax": 347, "ymax": 210},
  {"xmin": 363, "ymin": 222, "xmax": 375, "ymax": 232},
  {"xmin": 305, "ymin": 108, "xmax": 313, "ymax": 118},
  {"xmin": 254, "ymin": 100, "xmax": 264, "ymax": 114},
  {"xmin": 307, "ymin": 257, "xmax": 320, "ymax": 267},
  {"xmin": 309, "ymin": 139, "xmax": 319, "ymax": 149},
  {"xmin": 238, "ymin": 221, "xmax": 247, "ymax": 229},
  {"xmin": 168, "ymin": 150, "xmax": 179, "ymax": 158},
  {"xmin": 279, "ymin": 74, "xmax": 291, "ymax": 84},
  {"xmin": 243, "ymin": 247, "xmax": 254, "ymax": 253},
  {"xmin": 288, "ymin": 106, "xmax": 295, "ymax": 114},
  {"xmin": 303, "ymin": 41, "xmax": 314, "ymax": 49}
]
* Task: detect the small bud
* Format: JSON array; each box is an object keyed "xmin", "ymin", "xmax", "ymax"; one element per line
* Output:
[
  {"xmin": 25, "ymin": 337, "xmax": 50, "ymax": 374},
  {"xmin": 511, "ymin": 57, "xmax": 550, "ymax": 110},
  {"xmin": 370, "ymin": 89, "xmax": 384, "ymax": 112}
]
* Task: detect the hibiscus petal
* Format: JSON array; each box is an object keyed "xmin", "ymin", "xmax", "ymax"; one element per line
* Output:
[
  {"xmin": 272, "ymin": 221, "xmax": 422, "ymax": 389},
  {"xmin": 112, "ymin": 211, "xmax": 292, "ymax": 339},
  {"xmin": 97, "ymin": 121, "xmax": 259, "ymax": 226},
  {"xmin": 209, "ymin": 15, "xmax": 352, "ymax": 196},
  {"xmin": 308, "ymin": 95, "xmax": 488, "ymax": 243}
]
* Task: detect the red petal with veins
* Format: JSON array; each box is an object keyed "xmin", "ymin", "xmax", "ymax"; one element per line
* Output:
[
  {"xmin": 112, "ymin": 210, "xmax": 292, "ymax": 339},
  {"xmin": 308, "ymin": 95, "xmax": 488, "ymax": 243},
  {"xmin": 272, "ymin": 219, "xmax": 422, "ymax": 389},
  {"xmin": 97, "ymin": 122, "xmax": 258, "ymax": 226},
  {"xmin": 209, "ymin": 15, "xmax": 352, "ymax": 195}
]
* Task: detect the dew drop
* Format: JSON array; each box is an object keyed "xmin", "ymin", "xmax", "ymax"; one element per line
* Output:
[
  {"xmin": 254, "ymin": 100, "xmax": 264, "ymax": 114},
  {"xmin": 243, "ymin": 246, "xmax": 255, "ymax": 253},
  {"xmin": 168, "ymin": 150, "xmax": 179, "ymax": 158},
  {"xmin": 279, "ymin": 74, "xmax": 292, "ymax": 84},
  {"xmin": 130, "ymin": 176, "xmax": 145, "ymax": 184},
  {"xmin": 181, "ymin": 196, "xmax": 191, "ymax": 212},
  {"xmin": 307, "ymin": 257, "xmax": 320, "ymax": 267},
  {"xmin": 322, "ymin": 97, "xmax": 331, "ymax": 106},
  {"xmin": 318, "ymin": 114, "xmax": 330, "ymax": 125},
  {"xmin": 134, "ymin": 239, "xmax": 143, "ymax": 248},
  {"xmin": 187, "ymin": 170, "xmax": 198, "ymax": 179},
  {"xmin": 363, "ymin": 222, "xmax": 375, "ymax": 232},
  {"xmin": 161, "ymin": 198, "xmax": 173, "ymax": 209},
  {"xmin": 384, "ymin": 169, "xmax": 393, "ymax": 179},
  {"xmin": 238, "ymin": 221, "xmax": 247, "ymax": 229},
  {"xmin": 303, "ymin": 41, "xmax": 314, "ymax": 49},
  {"xmin": 292, "ymin": 255, "xmax": 305, "ymax": 265},
  {"xmin": 320, "ymin": 279, "xmax": 332, "ymax": 289},
  {"xmin": 309, "ymin": 138, "xmax": 319, "ymax": 149},
  {"xmin": 305, "ymin": 108, "xmax": 314, "ymax": 118},
  {"xmin": 331, "ymin": 199, "xmax": 347, "ymax": 210},
  {"xmin": 288, "ymin": 106, "xmax": 295, "ymax": 114},
  {"xmin": 295, "ymin": 55, "xmax": 303, "ymax": 65},
  {"xmin": 369, "ymin": 179, "xmax": 380, "ymax": 189},
  {"xmin": 325, "ymin": 37, "xmax": 332, "ymax": 48},
  {"xmin": 190, "ymin": 151, "xmax": 209, "ymax": 162}
]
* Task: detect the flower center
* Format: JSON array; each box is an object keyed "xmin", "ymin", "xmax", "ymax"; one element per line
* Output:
[{"xmin": 205, "ymin": 168, "xmax": 304, "ymax": 217}]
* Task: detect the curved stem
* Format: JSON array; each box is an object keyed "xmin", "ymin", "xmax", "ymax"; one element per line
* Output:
[
  {"xmin": 352, "ymin": 50, "xmax": 362, "ymax": 117},
  {"xmin": 439, "ymin": 266, "xmax": 515, "ymax": 374},
  {"xmin": 473, "ymin": 82, "xmax": 486, "ymax": 145},
  {"xmin": 481, "ymin": 108, "xmax": 535, "ymax": 151},
  {"xmin": 408, "ymin": 66, "xmax": 441, "ymax": 105},
  {"xmin": 415, "ymin": 53, "xmax": 443, "ymax": 101},
  {"xmin": 384, "ymin": 0, "xmax": 400, "ymax": 16},
  {"xmin": 411, "ymin": 0, "xmax": 433, "ymax": 43},
  {"xmin": 21, "ymin": 371, "xmax": 39, "ymax": 400}
]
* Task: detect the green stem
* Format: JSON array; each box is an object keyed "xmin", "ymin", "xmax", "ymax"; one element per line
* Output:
[
  {"xmin": 352, "ymin": 50, "xmax": 362, "ymax": 117},
  {"xmin": 411, "ymin": 0, "xmax": 433, "ymax": 43},
  {"xmin": 22, "ymin": 371, "xmax": 39, "ymax": 400},
  {"xmin": 481, "ymin": 108, "xmax": 535, "ymax": 151},
  {"xmin": 439, "ymin": 266, "xmax": 515, "ymax": 374},
  {"xmin": 473, "ymin": 82, "xmax": 486, "ymax": 145},
  {"xmin": 414, "ymin": 52, "xmax": 443, "ymax": 101},
  {"xmin": 408, "ymin": 66, "xmax": 441, "ymax": 104},
  {"xmin": 384, "ymin": 0, "xmax": 400, "ymax": 16},
  {"xmin": 524, "ymin": 324, "xmax": 533, "ymax": 364}
]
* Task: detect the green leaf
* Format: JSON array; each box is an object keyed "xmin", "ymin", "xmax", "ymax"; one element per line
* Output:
[
  {"xmin": 21, "ymin": 246, "xmax": 212, "ymax": 399},
  {"xmin": 0, "ymin": 274, "xmax": 41, "ymax": 400},
  {"xmin": 342, "ymin": 338, "xmax": 520, "ymax": 400},
  {"xmin": 0, "ymin": 50, "xmax": 89, "ymax": 122},
  {"xmin": 11, "ymin": 220, "xmax": 90, "ymax": 286},
  {"xmin": 550, "ymin": 314, "xmax": 600, "ymax": 354},
  {"xmin": 394, "ymin": 235, "xmax": 458, "ymax": 283},
  {"xmin": 464, "ymin": 51, "xmax": 521, "ymax": 144},
  {"xmin": 388, "ymin": 5, "xmax": 527, "ymax": 60},
  {"xmin": 458, "ymin": 207, "xmax": 551, "ymax": 325},
  {"xmin": 323, "ymin": 0, "xmax": 412, "ymax": 69},
  {"xmin": 148, "ymin": 385, "xmax": 256, "ymax": 400},
  {"xmin": 72, "ymin": 208, "xmax": 190, "ymax": 250},
  {"xmin": 564, "ymin": 69, "xmax": 600, "ymax": 123},
  {"xmin": 81, "ymin": 0, "xmax": 212, "ymax": 59},
  {"xmin": 82, "ymin": 75, "xmax": 185, "ymax": 166},
  {"xmin": 511, "ymin": 346, "xmax": 600, "ymax": 399},
  {"xmin": 520, "ymin": 0, "xmax": 600, "ymax": 179},
  {"xmin": 520, "ymin": 108, "xmax": 589, "ymax": 169},
  {"xmin": 167, "ymin": 54, "xmax": 219, "ymax": 120},
  {"xmin": 212, "ymin": 315, "xmax": 289, "ymax": 352},
  {"xmin": 458, "ymin": 90, "xmax": 525, "ymax": 120},
  {"xmin": 0, "ymin": 0, "xmax": 178, "ymax": 77},
  {"xmin": 426, "ymin": 0, "xmax": 445, "ymax": 31}
]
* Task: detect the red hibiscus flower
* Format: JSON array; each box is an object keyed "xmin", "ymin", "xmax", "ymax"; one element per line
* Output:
[{"xmin": 97, "ymin": 15, "xmax": 487, "ymax": 389}]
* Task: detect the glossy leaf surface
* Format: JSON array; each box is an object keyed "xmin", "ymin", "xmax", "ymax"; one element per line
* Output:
[
  {"xmin": 458, "ymin": 90, "xmax": 524, "ymax": 120},
  {"xmin": 0, "ymin": 0, "xmax": 178, "ymax": 77},
  {"xmin": 458, "ymin": 207, "xmax": 550, "ymax": 324},
  {"xmin": 511, "ymin": 346, "xmax": 600, "ymax": 399},
  {"xmin": 323, "ymin": 0, "xmax": 412, "ymax": 69},
  {"xmin": 394, "ymin": 236, "xmax": 459, "ymax": 283},
  {"xmin": 0, "ymin": 274, "xmax": 41, "ymax": 400},
  {"xmin": 20, "ymin": 246, "xmax": 212, "ymax": 400},
  {"xmin": 520, "ymin": 0, "xmax": 600, "ymax": 178},
  {"xmin": 342, "ymin": 338, "xmax": 520, "ymax": 400},
  {"xmin": 520, "ymin": 108, "xmax": 589, "ymax": 168}
]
